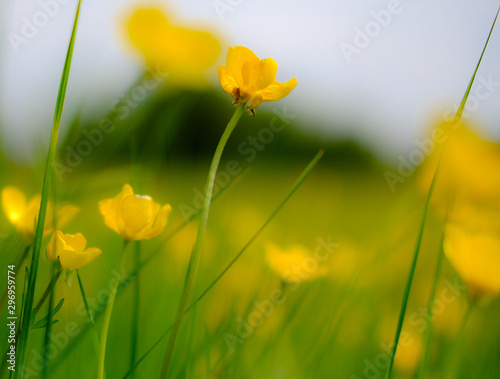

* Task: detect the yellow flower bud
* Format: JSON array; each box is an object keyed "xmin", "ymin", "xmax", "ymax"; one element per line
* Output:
[{"xmin": 98, "ymin": 184, "xmax": 171, "ymax": 241}]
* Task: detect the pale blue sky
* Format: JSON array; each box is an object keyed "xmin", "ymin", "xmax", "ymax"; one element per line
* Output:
[{"xmin": 1, "ymin": 0, "xmax": 499, "ymax": 164}]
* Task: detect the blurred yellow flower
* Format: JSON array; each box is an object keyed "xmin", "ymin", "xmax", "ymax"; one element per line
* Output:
[
  {"xmin": 99, "ymin": 184, "xmax": 171, "ymax": 241},
  {"xmin": 444, "ymin": 220, "xmax": 500, "ymax": 302},
  {"xmin": 218, "ymin": 46, "xmax": 297, "ymax": 111},
  {"xmin": 127, "ymin": 7, "xmax": 220, "ymax": 88},
  {"xmin": 47, "ymin": 230, "xmax": 102, "ymax": 270},
  {"xmin": 265, "ymin": 242, "xmax": 327, "ymax": 283},
  {"xmin": 1, "ymin": 186, "xmax": 79, "ymax": 239},
  {"xmin": 420, "ymin": 120, "xmax": 500, "ymax": 211}
]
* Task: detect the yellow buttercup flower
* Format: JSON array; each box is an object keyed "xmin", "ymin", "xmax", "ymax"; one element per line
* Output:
[
  {"xmin": 444, "ymin": 220, "xmax": 500, "ymax": 302},
  {"xmin": 99, "ymin": 184, "xmax": 171, "ymax": 241},
  {"xmin": 265, "ymin": 242, "xmax": 328, "ymax": 283},
  {"xmin": 1, "ymin": 186, "xmax": 79, "ymax": 239},
  {"xmin": 47, "ymin": 230, "xmax": 102, "ymax": 270},
  {"xmin": 127, "ymin": 7, "xmax": 220, "ymax": 88},
  {"xmin": 420, "ymin": 120, "xmax": 500, "ymax": 211},
  {"xmin": 218, "ymin": 46, "xmax": 297, "ymax": 111}
]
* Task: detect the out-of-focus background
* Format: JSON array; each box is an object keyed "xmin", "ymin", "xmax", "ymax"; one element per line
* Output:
[
  {"xmin": 1, "ymin": 1, "xmax": 500, "ymax": 379},
  {"xmin": 1, "ymin": 0, "xmax": 500, "ymax": 163}
]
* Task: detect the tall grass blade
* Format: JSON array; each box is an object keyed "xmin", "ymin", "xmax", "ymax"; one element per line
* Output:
[
  {"xmin": 122, "ymin": 150, "xmax": 324, "ymax": 379},
  {"xmin": 159, "ymin": 103, "xmax": 245, "ymax": 378},
  {"xmin": 15, "ymin": 2, "xmax": 82, "ymax": 377}
]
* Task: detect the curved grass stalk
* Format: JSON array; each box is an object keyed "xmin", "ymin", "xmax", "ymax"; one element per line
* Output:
[
  {"xmin": 48, "ymin": 169, "xmax": 248, "ymax": 373},
  {"xmin": 97, "ymin": 241, "xmax": 130, "ymax": 379},
  {"xmin": 121, "ymin": 150, "xmax": 324, "ymax": 379},
  {"xmin": 383, "ymin": 8, "xmax": 499, "ymax": 379},
  {"xmin": 76, "ymin": 270, "xmax": 106, "ymax": 379},
  {"xmin": 159, "ymin": 103, "xmax": 246, "ymax": 378},
  {"xmin": 14, "ymin": 3, "xmax": 82, "ymax": 378}
]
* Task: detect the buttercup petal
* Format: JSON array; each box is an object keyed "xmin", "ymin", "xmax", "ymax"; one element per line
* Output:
[
  {"xmin": 217, "ymin": 66, "xmax": 237, "ymax": 94},
  {"xmin": 60, "ymin": 232, "xmax": 87, "ymax": 252},
  {"xmin": 99, "ymin": 184, "xmax": 134, "ymax": 237},
  {"xmin": 261, "ymin": 78, "xmax": 298, "ymax": 102},
  {"xmin": 255, "ymin": 58, "xmax": 278, "ymax": 91},
  {"xmin": 139, "ymin": 204, "xmax": 172, "ymax": 240},
  {"xmin": 59, "ymin": 247, "xmax": 102, "ymax": 271},
  {"xmin": 226, "ymin": 46, "xmax": 258, "ymax": 87},
  {"xmin": 120, "ymin": 195, "xmax": 158, "ymax": 240},
  {"xmin": 98, "ymin": 199, "xmax": 120, "ymax": 235}
]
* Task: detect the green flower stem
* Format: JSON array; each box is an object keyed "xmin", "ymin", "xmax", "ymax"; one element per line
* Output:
[
  {"xmin": 415, "ymin": 238, "xmax": 445, "ymax": 379},
  {"xmin": 383, "ymin": 162, "xmax": 442, "ymax": 379},
  {"xmin": 33, "ymin": 270, "xmax": 63, "ymax": 315},
  {"xmin": 160, "ymin": 103, "xmax": 245, "ymax": 379},
  {"xmin": 14, "ymin": 2, "xmax": 81, "ymax": 378},
  {"xmin": 130, "ymin": 241, "xmax": 141, "ymax": 378},
  {"xmin": 447, "ymin": 301, "xmax": 474, "ymax": 379},
  {"xmin": 76, "ymin": 270, "xmax": 106, "ymax": 379},
  {"xmin": 121, "ymin": 150, "xmax": 323, "ymax": 379},
  {"xmin": 41, "ymin": 262, "xmax": 59, "ymax": 379},
  {"xmin": 97, "ymin": 241, "xmax": 130, "ymax": 379}
]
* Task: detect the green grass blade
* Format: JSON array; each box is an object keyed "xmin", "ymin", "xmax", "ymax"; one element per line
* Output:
[
  {"xmin": 121, "ymin": 150, "xmax": 324, "ymax": 379},
  {"xmin": 48, "ymin": 170, "xmax": 248, "ymax": 373},
  {"xmin": 383, "ymin": 162, "xmax": 441, "ymax": 379},
  {"xmin": 97, "ymin": 241, "xmax": 129, "ymax": 379},
  {"xmin": 185, "ymin": 149, "xmax": 325, "ymax": 314},
  {"xmin": 41, "ymin": 264, "xmax": 57, "ymax": 379},
  {"xmin": 415, "ymin": 236, "xmax": 445, "ymax": 379},
  {"xmin": 15, "ymin": 2, "xmax": 82, "ymax": 377},
  {"xmin": 159, "ymin": 103, "xmax": 246, "ymax": 379},
  {"xmin": 384, "ymin": 8, "xmax": 499, "ymax": 378},
  {"xmin": 456, "ymin": 6, "xmax": 500, "ymax": 120},
  {"xmin": 130, "ymin": 241, "xmax": 141, "ymax": 378}
]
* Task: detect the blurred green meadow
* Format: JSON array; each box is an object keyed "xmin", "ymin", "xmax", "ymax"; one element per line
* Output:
[{"xmin": 1, "ymin": 3, "xmax": 500, "ymax": 379}]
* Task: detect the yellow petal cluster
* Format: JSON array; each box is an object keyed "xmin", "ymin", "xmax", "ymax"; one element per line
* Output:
[
  {"xmin": 127, "ymin": 8, "xmax": 220, "ymax": 88},
  {"xmin": 47, "ymin": 231, "xmax": 102, "ymax": 271},
  {"xmin": 265, "ymin": 242, "xmax": 328, "ymax": 283},
  {"xmin": 1, "ymin": 186, "xmax": 79, "ymax": 239},
  {"xmin": 218, "ymin": 46, "xmax": 297, "ymax": 110},
  {"xmin": 99, "ymin": 184, "xmax": 171, "ymax": 241},
  {"xmin": 444, "ymin": 219, "xmax": 500, "ymax": 302}
]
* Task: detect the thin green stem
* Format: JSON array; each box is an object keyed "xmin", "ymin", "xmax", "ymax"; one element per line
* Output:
[
  {"xmin": 383, "ymin": 8, "xmax": 499, "ymax": 378},
  {"xmin": 97, "ymin": 241, "xmax": 130, "ymax": 379},
  {"xmin": 415, "ymin": 238, "xmax": 445, "ymax": 379},
  {"xmin": 121, "ymin": 150, "xmax": 324, "ymax": 379},
  {"xmin": 185, "ymin": 150, "xmax": 324, "ymax": 314},
  {"xmin": 41, "ymin": 263, "xmax": 58, "ymax": 379},
  {"xmin": 447, "ymin": 302, "xmax": 474, "ymax": 379},
  {"xmin": 34, "ymin": 270, "xmax": 63, "ymax": 315},
  {"xmin": 383, "ymin": 162, "xmax": 442, "ymax": 379},
  {"xmin": 15, "ymin": 2, "xmax": 81, "ymax": 378},
  {"xmin": 47, "ymin": 170, "xmax": 247, "ymax": 374},
  {"xmin": 130, "ymin": 241, "xmax": 141, "ymax": 378},
  {"xmin": 456, "ymin": 6, "xmax": 500, "ymax": 120},
  {"xmin": 160, "ymin": 103, "xmax": 245, "ymax": 379},
  {"xmin": 76, "ymin": 270, "xmax": 105, "ymax": 374}
]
